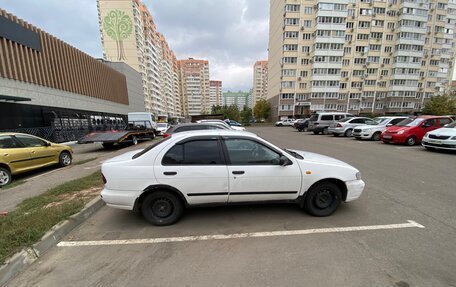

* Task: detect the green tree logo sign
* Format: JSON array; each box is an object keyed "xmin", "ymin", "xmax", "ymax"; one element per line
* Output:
[{"xmin": 103, "ymin": 10, "xmax": 133, "ymax": 61}]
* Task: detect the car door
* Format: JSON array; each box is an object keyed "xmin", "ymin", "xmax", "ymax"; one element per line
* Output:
[
  {"xmin": 222, "ymin": 137, "xmax": 302, "ymax": 202},
  {"xmin": 0, "ymin": 135, "xmax": 33, "ymax": 173},
  {"xmin": 349, "ymin": 118, "xmax": 369, "ymax": 129},
  {"xmin": 154, "ymin": 136, "xmax": 229, "ymax": 205},
  {"xmin": 14, "ymin": 134, "xmax": 57, "ymax": 168},
  {"xmin": 417, "ymin": 119, "xmax": 438, "ymax": 140}
]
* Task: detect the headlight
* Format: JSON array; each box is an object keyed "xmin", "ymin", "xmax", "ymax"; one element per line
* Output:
[
  {"xmin": 397, "ymin": 130, "xmax": 405, "ymax": 135},
  {"xmin": 424, "ymin": 132, "xmax": 429, "ymax": 138},
  {"xmin": 451, "ymin": 136, "xmax": 456, "ymax": 140},
  {"xmin": 356, "ymin": 172, "xmax": 362, "ymax": 180}
]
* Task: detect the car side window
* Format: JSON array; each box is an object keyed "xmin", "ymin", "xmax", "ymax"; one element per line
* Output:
[
  {"xmin": 224, "ymin": 138, "xmax": 281, "ymax": 165},
  {"xmin": 439, "ymin": 118, "xmax": 452, "ymax": 126},
  {"xmin": 321, "ymin": 115, "xmax": 333, "ymax": 121},
  {"xmin": 334, "ymin": 115, "xmax": 345, "ymax": 120},
  {"xmin": 423, "ymin": 119, "xmax": 437, "ymax": 127},
  {"xmin": 14, "ymin": 135, "xmax": 47, "ymax": 147},
  {"xmin": 0, "ymin": 136, "xmax": 19, "ymax": 149},
  {"xmin": 162, "ymin": 139, "xmax": 222, "ymax": 165},
  {"xmin": 351, "ymin": 118, "xmax": 366, "ymax": 124}
]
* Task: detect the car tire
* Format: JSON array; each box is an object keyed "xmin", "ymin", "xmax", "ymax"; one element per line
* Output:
[
  {"xmin": 0, "ymin": 167, "xmax": 12, "ymax": 187},
  {"xmin": 322, "ymin": 128, "xmax": 329, "ymax": 135},
  {"xmin": 59, "ymin": 151, "xmax": 72, "ymax": 167},
  {"xmin": 303, "ymin": 182, "xmax": 342, "ymax": 217},
  {"xmin": 333, "ymin": 133, "xmax": 339, "ymax": 137},
  {"xmin": 344, "ymin": 129, "xmax": 353, "ymax": 137},
  {"xmin": 141, "ymin": 191, "xmax": 184, "ymax": 226},
  {"xmin": 371, "ymin": 132, "xmax": 381, "ymax": 141},
  {"xmin": 298, "ymin": 128, "xmax": 303, "ymax": 132},
  {"xmin": 313, "ymin": 131, "xmax": 320, "ymax": 135},
  {"xmin": 405, "ymin": 136, "xmax": 416, "ymax": 146}
]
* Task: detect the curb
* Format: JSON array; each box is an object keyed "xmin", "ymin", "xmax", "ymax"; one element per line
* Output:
[{"xmin": 0, "ymin": 197, "xmax": 105, "ymax": 286}]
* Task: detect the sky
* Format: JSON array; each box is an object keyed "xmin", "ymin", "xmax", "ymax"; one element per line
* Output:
[{"xmin": 1, "ymin": 0, "xmax": 269, "ymax": 92}]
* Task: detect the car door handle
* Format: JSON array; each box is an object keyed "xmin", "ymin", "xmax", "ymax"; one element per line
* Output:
[
  {"xmin": 163, "ymin": 172, "xmax": 177, "ymax": 176},
  {"xmin": 232, "ymin": 171, "xmax": 245, "ymax": 175},
  {"xmin": 3, "ymin": 153, "xmax": 8, "ymax": 156},
  {"xmin": 31, "ymin": 150, "xmax": 36, "ymax": 154}
]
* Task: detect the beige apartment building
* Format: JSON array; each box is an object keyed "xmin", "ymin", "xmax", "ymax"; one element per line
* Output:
[
  {"xmin": 269, "ymin": 0, "xmax": 456, "ymax": 120},
  {"xmin": 178, "ymin": 58, "xmax": 211, "ymax": 116},
  {"xmin": 209, "ymin": 80, "xmax": 223, "ymax": 107},
  {"xmin": 253, "ymin": 60, "xmax": 269, "ymax": 105},
  {"xmin": 97, "ymin": 0, "xmax": 181, "ymax": 117}
]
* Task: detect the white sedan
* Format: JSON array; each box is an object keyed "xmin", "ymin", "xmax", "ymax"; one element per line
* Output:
[
  {"xmin": 275, "ymin": 119, "xmax": 295, "ymax": 126},
  {"xmin": 101, "ymin": 130, "xmax": 365, "ymax": 225},
  {"xmin": 422, "ymin": 121, "xmax": 456, "ymax": 151},
  {"xmin": 353, "ymin": 116, "xmax": 408, "ymax": 141}
]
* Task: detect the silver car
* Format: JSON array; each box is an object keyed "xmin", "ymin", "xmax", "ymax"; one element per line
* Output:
[{"xmin": 328, "ymin": 117, "xmax": 374, "ymax": 137}]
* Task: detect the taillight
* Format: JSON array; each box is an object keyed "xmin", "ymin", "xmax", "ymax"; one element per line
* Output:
[
  {"xmin": 101, "ymin": 173, "xmax": 107, "ymax": 184},
  {"xmin": 163, "ymin": 133, "xmax": 170, "ymax": 138},
  {"xmin": 336, "ymin": 123, "xmax": 342, "ymax": 128}
]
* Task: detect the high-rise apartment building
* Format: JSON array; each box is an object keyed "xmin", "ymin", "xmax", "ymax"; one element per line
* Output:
[
  {"xmin": 268, "ymin": 0, "xmax": 456, "ymax": 120},
  {"xmin": 97, "ymin": 0, "xmax": 181, "ymax": 117},
  {"xmin": 178, "ymin": 58, "xmax": 211, "ymax": 115},
  {"xmin": 223, "ymin": 91, "xmax": 252, "ymax": 109},
  {"xmin": 253, "ymin": 60, "xmax": 269, "ymax": 105},
  {"xmin": 209, "ymin": 80, "xmax": 223, "ymax": 107}
]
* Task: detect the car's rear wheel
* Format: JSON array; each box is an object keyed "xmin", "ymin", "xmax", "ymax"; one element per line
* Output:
[
  {"xmin": 141, "ymin": 191, "xmax": 184, "ymax": 226},
  {"xmin": 313, "ymin": 131, "xmax": 320, "ymax": 135},
  {"xmin": 344, "ymin": 129, "xmax": 353, "ymax": 137},
  {"xmin": 59, "ymin": 151, "xmax": 72, "ymax": 167},
  {"xmin": 322, "ymin": 128, "xmax": 329, "ymax": 135},
  {"xmin": 304, "ymin": 182, "xmax": 342, "ymax": 217},
  {"xmin": 0, "ymin": 167, "xmax": 12, "ymax": 187},
  {"xmin": 405, "ymin": 136, "xmax": 416, "ymax": 146},
  {"xmin": 371, "ymin": 132, "xmax": 381, "ymax": 141}
]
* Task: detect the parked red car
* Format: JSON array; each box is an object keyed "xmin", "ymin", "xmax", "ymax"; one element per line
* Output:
[{"xmin": 381, "ymin": 116, "xmax": 453, "ymax": 146}]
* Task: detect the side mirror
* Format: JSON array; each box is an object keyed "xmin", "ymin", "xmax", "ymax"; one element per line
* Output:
[
  {"xmin": 45, "ymin": 142, "xmax": 51, "ymax": 147},
  {"xmin": 279, "ymin": 155, "xmax": 292, "ymax": 166},
  {"xmin": 386, "ymin": 123, "xmax": 393, "ymax": 127}
]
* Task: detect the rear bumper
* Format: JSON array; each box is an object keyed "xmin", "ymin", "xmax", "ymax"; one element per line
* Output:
[
  {"xmin": 101, "ymin": 188, "xmax": 141, "ymax": 210},
  {"xmin": 345, "ymin": 180, "xmax": 365, "ymax": 202}
]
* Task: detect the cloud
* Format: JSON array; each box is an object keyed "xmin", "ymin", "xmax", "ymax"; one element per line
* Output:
[{"xmin": 2, "ymin": 0, "xmax": 269, "ymax": 91}]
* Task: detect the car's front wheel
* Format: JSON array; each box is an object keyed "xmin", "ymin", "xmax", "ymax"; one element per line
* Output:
[
  {"xmin": 344, "ymin": 129, "xmax": 353, "ymax": 137},
  {"xmin": 303, "ymin": 182, "xmax": 342, "ymax": 217},
  {"xmin": 405, "ymin": 136, "xmax": 416, "ymax": 146},
  {"xmin": 141, "ymin": 191, "xmax": 184, "ymax": 226},
  {"xmin": 59, "ymin": 151, "xmax": 72, "ymax": 167},
  {"xmin": 0, "ymin": 167, "xmax": 12, "ymax": 187},
  {"xmin": 371, "ymin": 132, "xmax": 381, "ymax": 141}
]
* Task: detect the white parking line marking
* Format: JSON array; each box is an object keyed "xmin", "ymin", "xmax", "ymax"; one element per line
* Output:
[
  {"xmin": 84, "ymin": 164, "xmax": 101, "ymax": 170},
  {"xmin": 57, "ymin": 220, "xmax": 425, "ymax": 247}
]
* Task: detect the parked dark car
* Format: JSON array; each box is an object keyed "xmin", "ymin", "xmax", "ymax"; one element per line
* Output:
[
  {"xmin": 294, "ymin": 119, "xmax": 309, "ymax": 132},
  {"xmin": 163, "ymin": 123, "xmax": 230, "ymax": 138}
]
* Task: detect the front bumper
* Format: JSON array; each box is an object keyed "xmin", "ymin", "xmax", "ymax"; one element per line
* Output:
[
  {"xmin": 101, "ymin": 188, "xmax": 141, "ymax": 210},
  {"xmin": 422, "ymin": 138, "xmax": 456, "ymax": 150},
  {"xmin": 353, "ymin": 131, "xmax": 373, "ymax": 139},
  {"xmin": 381, "ymin": 133, "xmax": 407, "ymax": 144},
  {"xmin": 345, "ymin": 179, "xmax": 365, "ymax": 202}
]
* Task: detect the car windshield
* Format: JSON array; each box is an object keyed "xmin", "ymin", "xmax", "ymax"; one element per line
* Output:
[
  {"xmin": 157, "ymin": 123, "xmax": 168, "ymax": 127},
  {"xmin": 444, "ymin": 121, "xmax": 456, "ymax": 128},
  {"xmin": 373, "ymin": 118, "xmax": 388, "ymax": 125},
  {"xmin": 396, "ymin": 118, "xmax": 422, "ymax": 127}
]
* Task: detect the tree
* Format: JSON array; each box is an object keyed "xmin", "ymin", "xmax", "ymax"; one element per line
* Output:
[
  {"xmin": 240, "ymin": 106, "xmax": 253, "ymax": 124},
  {"xmin": 224, "ymin": 105, "xmax": 240, "ymax": 121},
  {"xmin": 103, "ymin": 10, "xmax": 133, "ymax": 61},
  {"xmin": 422, "ymin": 93, "xmax": 456, "ymax": 115},
  {"xmin": 254, "ymin": 99, "xmax": 271, "ymax": 121}
]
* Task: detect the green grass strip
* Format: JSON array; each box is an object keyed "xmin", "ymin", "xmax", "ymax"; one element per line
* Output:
[
  {"xmin": 0, "ymin": 171, "xmax": 103, "ymax": 264},
  {"xmin": 73, "ymin": 157, "xmax": 98, "ymax": 166}
]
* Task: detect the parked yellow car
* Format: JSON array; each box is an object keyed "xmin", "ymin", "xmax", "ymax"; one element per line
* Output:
[{"xmin": 0, "ymin": 133, "xmax": 73, "ymax": 187}]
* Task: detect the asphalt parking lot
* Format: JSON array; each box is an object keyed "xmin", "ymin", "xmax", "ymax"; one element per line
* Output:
[{"xmin": 8, "ymin": 127, "xmax": 456, "ymax": 287}]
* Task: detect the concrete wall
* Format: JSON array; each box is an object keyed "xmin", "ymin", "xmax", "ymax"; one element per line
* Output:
[{"xmin": 0, "ymin": 77, "xmax": 134, "ymax": 115}]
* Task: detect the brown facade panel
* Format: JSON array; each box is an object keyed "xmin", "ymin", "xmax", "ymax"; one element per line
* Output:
[{"xmin": 0, "ymin": 9, "xmax": 129, "ymax": 105}]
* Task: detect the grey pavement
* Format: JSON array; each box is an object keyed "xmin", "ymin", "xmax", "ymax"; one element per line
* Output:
[
  {"xmin": 7, "ymin": 127, "xmax": 456, "ymax": 287},
  {"xmin": 0, "ymin": 140, "xmax": 153, "ymax": 212}
]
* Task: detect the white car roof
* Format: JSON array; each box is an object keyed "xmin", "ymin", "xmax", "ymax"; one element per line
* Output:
[{"xmin": 168, "ymin": 129, "xmax": 256, "ymax": 140}]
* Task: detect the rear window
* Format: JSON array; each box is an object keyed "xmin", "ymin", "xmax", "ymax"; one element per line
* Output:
[{"xmin": 132, "ymin": 137, "xmax": 171, "ymax": 159}]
